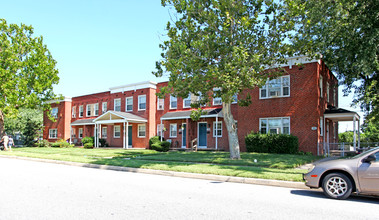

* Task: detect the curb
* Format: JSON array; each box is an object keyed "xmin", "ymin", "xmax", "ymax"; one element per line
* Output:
[{"xmin": 0, "ymin": 155, "xmax": 309, "ymax": 190}]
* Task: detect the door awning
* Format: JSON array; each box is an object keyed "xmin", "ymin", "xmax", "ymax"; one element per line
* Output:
[
  {"xmin": 324, "ymin": 106, "xmax": 360, "ymax": 121},
  {"xmin": 93, "ymin": 110, "xmax": 147, "ymax": 124},
  {"xmin": 161, "ymin": 108, "xmax": 223, "ymax": 120}
]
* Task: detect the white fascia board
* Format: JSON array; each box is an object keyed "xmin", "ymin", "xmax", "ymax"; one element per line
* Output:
[
  {"xmin": 161, "ymin": 113, "xmax": 222, "ymax": 121},
  {"xmin": 264, "ymin": 55, "xmax": 321, "ymax": 70},
  {"xmin": 46, "ymin": 97, "xmax": 72, "ymax": 104},
  {"xmin": 70, "ymin": 122, "xmax": 95, "ymax": 126},
  {"xmin": 110, "ymin": 81, "xmax": 157, "ymax": 94}
]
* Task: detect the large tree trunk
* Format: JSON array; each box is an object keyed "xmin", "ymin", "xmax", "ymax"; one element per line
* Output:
[
  {"xmin": 0, "ymin": 110, "xmax": 4, "ymax": 136},
  {"xmin": 222, "ymin": 102, "xmax": 240, "ymax": 159}
]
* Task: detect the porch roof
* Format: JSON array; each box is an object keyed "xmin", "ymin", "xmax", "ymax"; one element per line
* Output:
[
  {"xmin": 71, "ymin": 119, "xmax": 95, "ymax": 126},
  {"xmin": 93, "ymin": 110, "xmax": 147, "ymax": 124},
  {"xmin": 324, "ymin": 106, "xmax": 360, "ymax": 121},
  {"xmin": 161, "ymin": 108, "xmax": 223, "ymax": 120}
]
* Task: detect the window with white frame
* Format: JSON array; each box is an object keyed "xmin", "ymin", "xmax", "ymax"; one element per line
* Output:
[
  {"xmin": 138, "ymin": 124, "xmax": 146, "ymax": 137},
  {"xmin": 213, "ymin": 88, "xmax": 222, "ymax": 105},
  {"xmin": 49, "ymin": 129, "xmax": 58, "ymax": 139},
  {"xmin": 86, "ymin": 104, "xmax": 91, "ymax": 117},
  {"xmin": 79, "ymin": 105, "xmax": 83, "ymax": 117},
  {"xmin": 102, "ymin": 102, "xmax": 107, "ymax": 114},
  {"xmin": 319, "ymin": 75, "xmax": 323, "ymax": 98},
  {"xmin": 114, "ymin": 98, "xmax": 121, "ymax": 111},
  {"xmin": 51, "ymin": 107, "xmax": 58, "ymax": 118},
  {"xmin": 126, "ymin": 97, "xmax": 133, "ymax": 112},
  {"xmin": 157, "ymin": 124, "xmax": 164, "ymax": 136},
  {"xmin": 94, "ymin": 103, "xmax": 99, "ymax": 116},
  {"xmin": 72, "ymin": 107, "xmax": 76, "ymax": 118},
  {"xmin": 101, "ymin": 127, "xmax": 107, "ymax": 138},
  {"xmin": 138, "ymin": 95, "xmax": 146, "ymax": 110},
  {"xmin": 183, "ymin": 94, "xmax": 191, "ymax": 108},
  {"xmin": 78, "ymin": 128, "xmax": 83, "ymax": 138},
  {"xmin": 232, "ymin": 93, "xmax": 238, "ymax": 104},
  {"xmin": 71, "ymin": 129, "xmax": 76, "ymax": 138},
  {"xmin": 213, "ymin": 121, "xmax": 222, "ymax": 137},
  {"xmin": 170, "ymin": 95, "xmax": 177, "ymax": 109},
  {"xmin": 260, "ymin": 75, "xmax": 290, "ymax": 99},
  {"xmin": 157, "ymin": 98, "xmax": 164, "ymax": 110},
  {"xmin": 260, "ymin": 117, "xmax": 290, "ymax": 134},
  {"xmin": 327, "ymin": 82, "xmax": 330, "ymax": 102},
  {"xmin": 320, "ymin": 117, "xmax": 323, "ymax": 136},
  {"xmin": 170, "ymin": 124, "xmax": 177, "ymax": 137},
  {"xmin": 114, "ymin": 125, "xmax": 121, "ymax": 138}
]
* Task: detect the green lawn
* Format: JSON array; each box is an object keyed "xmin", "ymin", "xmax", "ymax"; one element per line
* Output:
[{"xmin": 0, "ymin": 147, "xmax": 321, "ymax": 182}]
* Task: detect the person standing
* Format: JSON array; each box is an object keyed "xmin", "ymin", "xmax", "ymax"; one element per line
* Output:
[
  {"xmin": 8, "ymin": 135, "xmax": 14, "ymax": 151},
  {"xmin": 2, "ymin": 133, "xmax": 9, "ymax": 151}
]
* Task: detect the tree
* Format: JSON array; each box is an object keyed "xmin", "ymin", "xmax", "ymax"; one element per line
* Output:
[
  {"xmin": 285, "ymin": 0, "xmax": 379, "ymax": 122},
  {"xmin": 154, "ymin": 0, "xmax": 294, "ymax": 159},
  {"xmin": 4, "ymin": 108, "xmax": 43, "ymax": 146},
  {"xmin": 0, "ymin": 19, "xmax": 59, "ymax": 136},
  {"xmin": 361, "ymin": 120, "xmax": 379, "ymax": 142}
]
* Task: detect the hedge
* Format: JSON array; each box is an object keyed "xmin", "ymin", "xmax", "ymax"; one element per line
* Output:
[{"xmin": 245, "ymin": 132, "xmax": 298, "ymax": 154}]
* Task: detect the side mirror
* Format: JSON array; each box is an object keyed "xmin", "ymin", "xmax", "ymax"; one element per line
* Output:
[{"xmin": 363, "ymin": 154, "xmax": 376, "ymax": 163}]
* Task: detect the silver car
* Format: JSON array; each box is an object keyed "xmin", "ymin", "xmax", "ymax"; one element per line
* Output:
[{"xmin": 303, "ymin": 147, "xmax": 379, "ymax": 199}]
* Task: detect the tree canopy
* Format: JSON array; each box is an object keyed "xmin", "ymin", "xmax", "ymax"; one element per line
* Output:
[
  {"xmin": 154, "ymin": 0, "xmax": 295, "ymax": 158},
  {"xmin": 285, "ymin": 0, "xmax": 379, "ymax": 122},
  {"xmin": 0, "ymin": 19, "xmax": 59, "ymax": 135}
]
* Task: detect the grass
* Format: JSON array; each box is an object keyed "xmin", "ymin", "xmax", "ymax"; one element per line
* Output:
[{"xmin": 0, "ymin": 147, "xmax": 321, "ymax": 182}]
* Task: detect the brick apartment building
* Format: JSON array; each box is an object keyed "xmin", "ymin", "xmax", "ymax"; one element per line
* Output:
[{"xmin": 43, "ymin": 56, "xmax": 360, "ymax": 155}]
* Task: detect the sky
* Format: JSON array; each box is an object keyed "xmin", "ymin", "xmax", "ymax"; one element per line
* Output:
[{"xmin": 0, "ymin": 0, "xmax": 363, "ymax": 131}]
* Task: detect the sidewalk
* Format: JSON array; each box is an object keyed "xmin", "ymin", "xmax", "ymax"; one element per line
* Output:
[{"xmin": 0, "ymin": 154, "xmax": 309, "ymax": 190}]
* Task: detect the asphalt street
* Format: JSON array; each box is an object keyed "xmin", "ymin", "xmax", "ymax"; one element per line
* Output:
[{"xmin": 0, "ymin": 157, "xmax": 378, "ymax": 220}]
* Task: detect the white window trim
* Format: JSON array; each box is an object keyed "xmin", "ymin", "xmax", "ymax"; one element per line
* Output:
[
  {"xmin": 213, "ymin": 121, "xmax": 222, "ymax": 137},
  {"xmin": 94, "ymin": 103, "xmax": 99, "ymax": 116},
  {"xmin": 183, "ymin": 94, "xmax": 191, "ymax": 108},
  {"xmin": 114, "ymin": 125, "xmax": 121, "ymax": 138},
  {"xmin": 170, "ymin": 123, "xmax": 177, "ymax": 138},
  {"xmin": 79, "ymin": 105, "xmax": 83, "ymax": 118},
  {"xmin": 102, "ymin": 102, "xmax": 107, "ymax": 114},
  {"xmin": 232, "ymin": 93, "xmax": 238, "ymax": 104},
  {"xmin": 72, "ymin": 107, "xmax": 76, "ymax": 118},
  {"xmin": 213, "ymin": 88, "xmax": 222, "ymax": 106},
  {"xmin": 78, "ymin": 128, "xmax": 83, "ymax": 138},
  {"xmin": 157, "ymin": 98, "xmax": 164, "ymax": 110},
  {"xmin": 259, "ymin": 117, "xmax": 290, "ymax": 134},
  {"xmin": 126, "ymin": 97, "xmax": 133, "ymax": 112},
  {"xmin": 102, "ymin": 127, "xmax": 107, "ymax": 138},
  {"xmin": 138, "ymin": 95, "xmax": 146, "ymax": 111},
  {"xmin": 170, "ymin": 95, "xmax": 177, "ymax": 109},
  {"xmin": 137, "ymin": 124, "xmax": 146, "ymax": 138},
  {"xmin": 320, "ymin": 117, "xmax": 324, "ymax": 136},
  {"xmin": 259, "ymin": 75, "xmax": 290, "ymax": 99},
  {"xmin": 49, "ymin": 129, "xmax": 58, "ymax": 139},
  {"xmin": 320, "ymin": 75, "xmax": 323, "ymax": 98},
  {"xmin": 157, "ymin": 124, "xmax": 163, "ymax": 136},
  {"xmin": 114, "ymin": 98, "xmax": 121, "ymax": 111},
  {"xmin": 86, "ymin": 104, "xmax": 91, "ymax": 117},
  {"xmin": 51, "ymin": 107, "xmax": 58, "ymax": 118}
]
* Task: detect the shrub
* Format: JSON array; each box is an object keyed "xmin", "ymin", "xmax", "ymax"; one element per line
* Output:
[
  {"xmin": 35, "ymin": 139, "xmax": 51, "ymax": 148},
  {"xmin": 151, "ymin": 141, "xmax": 170, "ymax": 152},
  {"xmin": 81, "ymin": 136, "xmax": 94, "ymax": 145},
  {"xmin": 245, "ymin": 132, "xmax": 298, "ymax": 154},
  {"xmin": 149, "ymin": 136, "xmax": 164, "ymax": 148},
  {"xmin": 99, "ymin": 139, "xmax": 108, "ymax": 147},
  {"xmin": 84, "ymin": 142, "xmax": 94, "ymax": 149},
  {"xmin": 51, "ymin": 139, "xmax": 74, "ymax": 148}
]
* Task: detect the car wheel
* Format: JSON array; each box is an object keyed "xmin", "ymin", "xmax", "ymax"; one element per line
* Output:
[{"xmin": 322, "ymin": 173, "xmax": 352, "ymax": 200}]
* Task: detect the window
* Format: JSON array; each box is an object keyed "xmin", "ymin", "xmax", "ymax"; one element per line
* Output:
[
  {"xmin": 183, "ymin": 94, "xmax": 191, "ymax": 108},
  {"xmin": 157, "ymin": 124, "xmax": 164, "ymax": 136},
  {"xmin": 232, "ymin": 93, "xmax": 238, "ymax": 104},
  {"xmin": 260, "ymin": 75, "xmax": 290, "ymax": 99},
  {"xmin": 157, "ymin": 98, "xmax": 164, "ymax": 110},
  {"xmin": 114, "ymin": 98, "xmax": 121, "ymax": 111},
  {"xmin": 170, "ymin": 95, "xmax": 177, "ymax": 109},
  {"xmin": 102, "ymin": 102, "xmax": 107, "ymax": 114},
  {"xmin": 86, "ymin": 104, "xmax": 91, "ymax": 117},
  {"xmin": 213, "ymin": 121, "xmax": 222, "ymax": 137},
  {"xmin": 94, "ymin": 103, "xmax": 99, "ymax": 116},
  {"xmin": 78, "ymin": 128, "xmax": 83, "ymax": 138},
  {"xmin": 319, "ymin": 75, "xmax": 323, "ymax": 98},
  {"xmin": 327, "ymin": 82, "xmax": 330, "ymax": 102},
  {"xmin": 170, "ymin": 124, "xmax": 177, "ymax": 137},
  {"xmin": 114, "ymin": 125, "xmax": 121, "ymax": 138},
  {"xmin": 320, "ymin": 117, "xmax": 323, "ymax": 136},
  {"xmin": 72, "ymin": 107, "xmax": 76, "ymax": 118},
  {"xmin": 71, "ymin": 129, "xmax": 76, "ymax": 138},
  {"xmin": 49, "ymin": 129, "xmax": 58, "ymax": 139},
  {"xmin": 51, "ymin": 107, "xmax": 58, "ymax": 118},
  {"xmin": 213, "ymin": 88, "xmax": 222, "ymax": 105},
  {"xmin": 138, "ymin": 95, "xmax": 146, "ymax": 110},
  {"xmin": 138, "ymin": 124, "xmax": 146, "ymax": 137},
  {"xmin": 126, "ymin": 97, "xmax": 133, "ymax": 112},
  {"xmin": 79, "ymin": 105, "xmax": 83, "ymax": 117},
  {"xmin": 260, "ymin": 117, "xmax": 290, "ymax": 134},
  {"xmin": 101, "ymin": 127, "xmax": 107, "ymax": 138}
]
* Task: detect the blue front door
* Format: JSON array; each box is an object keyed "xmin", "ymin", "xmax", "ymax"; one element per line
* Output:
[
  {"xmin": 198, "ymin": 123, "xmax": 207, "ymax": 147},
  {"xmin": 128, "ymin": 125, "xmax": 132, "ymax": 147},
  {"xmin": 182, "ymin": 124, "xmax": 187, "ymax": 148}
]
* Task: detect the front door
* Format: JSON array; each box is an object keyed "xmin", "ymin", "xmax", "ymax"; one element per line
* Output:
[
  {"xmin": 198, "ymin": 122, "xmax": 207, "ymax": 148},
  {"xmin": 182, "ymin": 123, "xmax": 186, "ymax": 148},
  {"xmin": 128, "ymin": 125, "xmax": 132, "ymax": 148}
]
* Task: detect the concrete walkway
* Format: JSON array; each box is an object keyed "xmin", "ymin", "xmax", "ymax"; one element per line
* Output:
[{"xmin": 0, "ymin": 155, "xmax": 310, "ymax": 190}]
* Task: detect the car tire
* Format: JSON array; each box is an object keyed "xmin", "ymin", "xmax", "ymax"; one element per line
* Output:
[{"xmin": 322, "ymin": 173, "xmax": 353, "ymax": 200}]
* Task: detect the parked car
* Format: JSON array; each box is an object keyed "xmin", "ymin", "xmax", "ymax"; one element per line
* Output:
[{"xmin": 303, "ymin": 147, "xmax": 379, "ymax": 199}]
